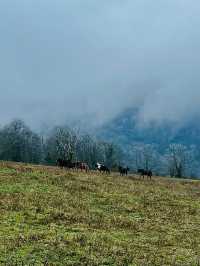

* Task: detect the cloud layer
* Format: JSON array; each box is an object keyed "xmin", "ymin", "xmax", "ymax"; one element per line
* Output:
[{"xmin": 0, "ymin": 0, "xmax": 200, "ymax": 129}]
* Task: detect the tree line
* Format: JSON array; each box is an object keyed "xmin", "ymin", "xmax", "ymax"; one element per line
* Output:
[
  {"xmin": 129, "ymin": 143, "xmax": 200, "ymax": 179},
  {"xmin": 0, "ymin": 119, "xmax": 121, "ymax": 169},
  {"xmin": 0, "ymin": 119, "xmax": 199, "ymax": 178}
]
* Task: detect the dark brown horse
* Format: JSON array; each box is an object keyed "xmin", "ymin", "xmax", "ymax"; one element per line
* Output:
[
  {"xmin": 118, "ymin": 166, "xmax": 129, "ymax": 176},
  {"xmin": 137, "ymin": 169, "xmax": 152, "ymax": 179},
  {"xmin": 57, "ymin": 159, "xmax": 74, "ymax": 169},
  {"xmin": 57, "ymin": 159, "xmax": 89, "ymax": 173}
]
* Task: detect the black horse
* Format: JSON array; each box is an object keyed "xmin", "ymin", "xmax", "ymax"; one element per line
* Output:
[
  {"xmin": 95, "ymin": 163, "xmax": 110, "ymax": 174},
  {"xmin": 57, "ymin": 159, "xmax": 75, "ymax": 169},
  {"xmin": 137, "ymin": 169, "xmax": 152, "ymax": 179},
  {"xmin": 118, "ymin": 166, "xmax": 129, "ymax": 176}
]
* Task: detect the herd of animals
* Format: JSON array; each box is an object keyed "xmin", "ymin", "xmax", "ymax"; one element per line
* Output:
[{"xmin": 56, "ymin": 158, "xmax": 153, "ymax": 179}]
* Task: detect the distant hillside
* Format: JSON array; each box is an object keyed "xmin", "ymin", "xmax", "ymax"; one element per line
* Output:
[{"xmin": 98, "ymin": 108, "xmax": 200, "ymax": 152}]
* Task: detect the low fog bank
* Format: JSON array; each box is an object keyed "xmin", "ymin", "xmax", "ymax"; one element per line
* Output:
[{"xmin": 0, "ymin": 1, "xmax": 200, "ymax": 129}]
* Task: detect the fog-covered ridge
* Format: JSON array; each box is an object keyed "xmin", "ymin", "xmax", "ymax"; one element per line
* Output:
[{"xmin": 0, "ymin": 1, "xmax": 200, "ymax": 129}]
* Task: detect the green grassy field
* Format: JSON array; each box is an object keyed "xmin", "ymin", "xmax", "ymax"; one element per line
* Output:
[{"xmin": 0, "ymin": 162, "xmax": 200, "ymax": 265}]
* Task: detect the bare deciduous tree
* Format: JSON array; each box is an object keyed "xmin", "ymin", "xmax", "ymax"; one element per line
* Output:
[{"xmin": 165, "ymin": 144, "xmax": 190, "ymax": 178}]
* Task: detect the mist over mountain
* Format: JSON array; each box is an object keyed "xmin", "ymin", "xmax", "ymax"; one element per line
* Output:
[
  {"xmin": 0, "ymin": 1, "xmax": 200, "ymax": 130},
  {"xmin": 98, "ymin": 108, "xmax": 200, "ymax": 152}
]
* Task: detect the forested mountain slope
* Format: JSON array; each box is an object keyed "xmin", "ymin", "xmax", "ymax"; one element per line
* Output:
[{"xmin": 99, "ymin": 108, "xmax": 200, "ymax": 151}]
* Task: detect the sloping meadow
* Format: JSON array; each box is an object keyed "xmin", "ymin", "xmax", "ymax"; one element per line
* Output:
[{"xmin": 0, "ymin": 162, "xmax": 200, "ymax": 265}]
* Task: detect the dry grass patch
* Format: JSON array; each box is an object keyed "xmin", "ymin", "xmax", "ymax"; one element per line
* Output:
[{"xmin": 0, "ymin": 162, "xmax": 200, "ymax": 265}]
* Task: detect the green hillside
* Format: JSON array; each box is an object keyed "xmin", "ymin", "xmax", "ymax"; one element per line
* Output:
[{"xmin": 0, "ymin": 162, "xmax": 200, "ymax": 265}]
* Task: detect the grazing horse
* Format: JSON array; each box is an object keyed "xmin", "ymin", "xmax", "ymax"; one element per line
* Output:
[
  {"xmin": 76, "ymin": 162, "xmax": 89, "ymax": 172},
  {"xmin": 118, "ymin": 166, "xmax": 129, "ymax": 176},
  {"xmin": 57, "ymin": 159, "xmax": 75, "ymax": 169},
  {"xmin": 57, "ymin": 159, "xmax": 90, "ymax": 172},
  {"xmin": 95, "ymin": 163, "xmax": 110, "ymax": 174},
  {"xmin": 137, "ymin": 169, "xmax": 152, "ymax": 179}
]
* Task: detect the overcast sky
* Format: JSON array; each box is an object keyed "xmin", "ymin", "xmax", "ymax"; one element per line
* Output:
[{"xmin": 0, "ymin": 0, "xmax": 199, "ymax": 129}]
